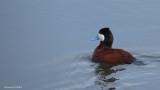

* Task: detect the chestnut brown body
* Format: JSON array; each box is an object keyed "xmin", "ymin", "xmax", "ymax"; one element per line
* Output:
[{"xmin": 92, "ymin": 43, "xmax": 136, "ymax": 64}]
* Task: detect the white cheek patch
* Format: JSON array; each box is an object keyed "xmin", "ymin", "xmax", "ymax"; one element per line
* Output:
[{"xmin": 98, "ymin": 33, "xmax": 105, "ymax": 41}]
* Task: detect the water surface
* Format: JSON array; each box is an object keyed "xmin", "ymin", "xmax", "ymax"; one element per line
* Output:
[{"xmin": 1, "ymin": 0, "xmax": 160, "ymax": 90}]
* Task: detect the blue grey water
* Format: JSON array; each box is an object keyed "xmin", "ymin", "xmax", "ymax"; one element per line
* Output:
[{"xmin": 0, "ymin": 0, "xmax": 160, "ymax": 90}]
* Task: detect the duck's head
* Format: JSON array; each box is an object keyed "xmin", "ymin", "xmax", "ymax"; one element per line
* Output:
[{"xmin": 92, "ymin": 28, "xmax": 114, "ymax": 48}]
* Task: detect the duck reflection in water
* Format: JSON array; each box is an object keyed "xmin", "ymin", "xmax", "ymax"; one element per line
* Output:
[{"xmin": 95, "ymin": 63, "xmax": 125, "ymax": 90}]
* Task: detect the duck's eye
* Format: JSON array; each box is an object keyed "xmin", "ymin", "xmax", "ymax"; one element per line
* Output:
[{"xmin": 98, "ymin": 33, "xmax": 105, "ymax": 41}]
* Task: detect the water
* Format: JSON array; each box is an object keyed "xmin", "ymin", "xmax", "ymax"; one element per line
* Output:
[{"xmin": 1, "ymin": 0, "xmax": 160, "ymax": 90}]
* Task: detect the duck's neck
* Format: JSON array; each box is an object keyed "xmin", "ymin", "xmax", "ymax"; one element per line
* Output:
[{"xmin": 99, "ymin": 41, "xmax": 112, "ymax": 48}]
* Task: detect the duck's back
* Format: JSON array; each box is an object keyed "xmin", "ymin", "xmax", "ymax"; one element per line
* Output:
[{"xmin": 92, "ymin": 46, "xmax": 136, "ymax": 64}]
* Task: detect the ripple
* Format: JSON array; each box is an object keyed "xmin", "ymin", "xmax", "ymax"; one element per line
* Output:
[
  {"xmin": 50, "ymin": 50, "xmax": 160, "ymax": 90},
  {"xmin": 74, "ymin": 52, "xmax": 92, "ymax": 61}
]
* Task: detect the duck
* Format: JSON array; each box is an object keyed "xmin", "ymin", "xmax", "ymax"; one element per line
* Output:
[{"xmin": 92, "ymin": 27, "xmax": 136, "ymax": 64}]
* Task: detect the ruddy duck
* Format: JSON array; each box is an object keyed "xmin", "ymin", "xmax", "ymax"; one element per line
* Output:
[{"xmin": 92, "ymin": 28, "xmax": 136, "ymax": 64}]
